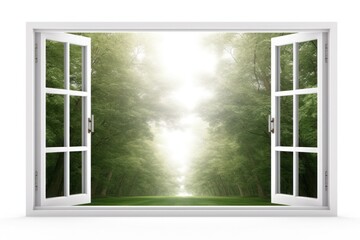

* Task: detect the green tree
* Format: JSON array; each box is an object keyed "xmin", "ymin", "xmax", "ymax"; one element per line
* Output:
[
  {"xmin": 46, "ymin": 33, "xmax": 179, "ymax": 198},
  {"xmin": 186, "ymin": 34, "xmax": 276, "ymax": 197}
]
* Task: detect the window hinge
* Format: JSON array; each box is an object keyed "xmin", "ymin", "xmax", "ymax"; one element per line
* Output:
[
  {"xmin": 325, "ymin": 43, "xmax": 328, "ymax": 64},
  {"xmin": 268, "ymin": 115, "xmax": 275, "ymax": 133},
  {"xmin": 325, "ymin": 170, "xmax": 328, "ymax": 191},
  {"xmin": 88, "ymin": 114, "xmax": 94, "ymax": 133},
  {"xmin": 35, "ymin": 43, "xmax": 38, "ymax": 63},
  {"xmin": 35, "ymin": 170, "xmax": 38, "ymax": 191}
]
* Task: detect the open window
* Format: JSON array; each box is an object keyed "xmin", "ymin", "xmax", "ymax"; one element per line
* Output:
[
  {"xmin": 27, "ymin": 23, "xmax": 336, "ymax": 216},
  {"xmin": 270, "ymin": 33, "xmax": 328, "ymax": 206},
  {"xmin": 35, "ymin": 33, "xmax": 91, "ymax": 206}
]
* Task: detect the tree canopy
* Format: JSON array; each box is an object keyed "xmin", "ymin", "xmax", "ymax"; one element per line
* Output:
[
  {"xmin": 46, "ymin": 33, "xmax": 180, "ymax": 198},
  {"xmin": 45, "ymin": 32, "xmax": 318, "ymax": 201},
  {"xmin": 186, "ymin": 33, "xmax": 318, "ymax": 198}
]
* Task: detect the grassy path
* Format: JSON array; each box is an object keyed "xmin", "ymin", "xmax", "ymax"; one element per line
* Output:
[{"xmin": 82, "ymin": 196, "xmax": 278, "ymax": 206}]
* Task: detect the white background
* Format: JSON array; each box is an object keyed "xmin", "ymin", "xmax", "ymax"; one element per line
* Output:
[{"xmin": 0, "ymin": 0, "xmax": 359, "ymax": 239}]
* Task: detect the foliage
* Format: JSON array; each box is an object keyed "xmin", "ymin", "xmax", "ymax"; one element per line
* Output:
[
  {"xmin": 45, "ymin": 32, "xmax": 318, "ymax": 200},
  {"xmin": 186, "ymin": 33, "xmax": 318, "ymax": 198},
  {"xmin": 45, "ymin": 33, "xmax": 179, "ymax": 197}
]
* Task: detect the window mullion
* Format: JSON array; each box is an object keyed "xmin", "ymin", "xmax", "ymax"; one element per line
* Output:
[
  {"xmin": 293, "ymin": 42, "xmax": 299, "ymax": 197},
  {"xmin": 64, "ymin": 42, "xmax": 70, "ymax": 197}
]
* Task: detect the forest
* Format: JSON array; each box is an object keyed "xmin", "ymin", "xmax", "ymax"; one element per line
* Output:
[{"xmin": 45, "ymin": 32, "xmax": 318, "ymax": 205}]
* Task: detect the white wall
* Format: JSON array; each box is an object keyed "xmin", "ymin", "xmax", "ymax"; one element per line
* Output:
[{"xmin": 0, "ymin": 0, "xmax": 359, "ymax": 239}]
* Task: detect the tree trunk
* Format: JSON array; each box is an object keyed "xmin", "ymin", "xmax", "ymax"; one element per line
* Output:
[
  {"xmin": 127, "ymin": 174, "xmax": 137, "ymax": 196},
  {"xmin": 47, "ymin": 155, "xmax": 64, "ymax": 197},
  {"xmin": 236, "ymin": 183, "xmax": 244, "ymax": 197},
  {"xmin": 218, "ymin": 175, "xmax": 230, "ymax": 196},
  {"xmin": 209, "ymin": 185, "xmax": 216, "ymax": 196},
  {"xmin": 91, "ymin": 181, "xmax": 98, "ymax": 196},
  {"xmin": 254, "ymin": 175, "xmax": 265, "ymax": 197},
  {"xmin": 100, "ymin": 169, "xmax": 113, "ymax": 197},
  {"xmin": 214, "ymin": 178, "xmax": 226, "ymax": 195},
  {"xmin": 117, "ymin": 175, "xmax": 126, "ymax": 196},
  {"xmin": 247, "ymin": 152, "xmax": 265, "ymax": 197}
]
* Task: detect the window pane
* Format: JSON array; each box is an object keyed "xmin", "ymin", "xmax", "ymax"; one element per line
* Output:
[
  {"xmin": 70, "ymin": 96, "xmax": 84, "ymax": 146},
  {"xmin": 280, "ymin": 152, "xmax": 293, "ymax": 195},
  {"xmin": 46, "ymin": 94, "xmax": 64, "ymax": 147},
  {"xmin": 70, "ymin": 152, "xmax": 84, "ymax": 195},
  {"xmin": 279, "ymin": 96, "xmax": 293, "ymax": 146},
  {"xmin": 299, "ymin": 94, "xmax": 317, "ymax": 147},
  {"xmin": 280, "ymin": 44, "xmax": 293, "ymax": 91},
  {"xmin": 46, "ymin": 153, "xmax": 64, "ymax": 198},
  {"xmin": 299, "ymin": 153, "xmax": 317, "ymax": 198},
  {"xmin": 299, "ymin": 40, "xmax": 317, "ymax": 89},
  {"xmin": 70, "ymin": 44, "xmax": 83, "ymax": 91},
  {"xmin": 46, "ymin": 40, "xmax": 65, "ymax": 89}
]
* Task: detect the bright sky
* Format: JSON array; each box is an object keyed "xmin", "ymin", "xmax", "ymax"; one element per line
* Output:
[{"xmin": 152, "ymin": 32, "xmax": 217, "ymax": 196}]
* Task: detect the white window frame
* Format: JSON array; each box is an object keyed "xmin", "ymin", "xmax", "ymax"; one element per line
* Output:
[
  {"xmin": 35, "ymin": 32, "xmax": 92, "ymax": 207},
  {"xmin": 271, "ymin": 32, "xmax": 328, "ymax": 206},
  {"xmin": 26, "ymin": 22, "xmax": 337, "ymax": 217}
]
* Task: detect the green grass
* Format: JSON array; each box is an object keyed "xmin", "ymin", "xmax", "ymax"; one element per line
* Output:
[{"xmin": 82, "ymin": 196, "xmax": 279, "ymax": 206}]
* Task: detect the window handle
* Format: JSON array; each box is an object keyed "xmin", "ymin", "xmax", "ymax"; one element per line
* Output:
[
  {"xmin": 268, "ymin": 115, "xmax": 274, "ymax": 133},
  {"xmin": 88, "ymin": 114, "xmax": 94, "ymax": 133}
]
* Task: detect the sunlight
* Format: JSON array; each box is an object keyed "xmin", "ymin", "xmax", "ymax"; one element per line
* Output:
[
  {"xmin": 156, "ymin": 32, "xmax": 216, "ymax": 110},
  {"xmin": 156, "ymin": 128, "xmax": 195, "ymax": 166},
  {"xmin": 168, "ymin": 84, "xmax": 213, "ymax": 110},
  {"xmin": 155, "ymin": 115, "xmax": 208, "ymax": 166},
  {"xmin": 153, "ymin": 32, "xmax": 217, "ymax": 196},
  {"xmin": 177, "ymin": 192, "xmax": 193, "ymax": 197},
  {"xmin": 177, "ymin": 176, "xmax": 185, "ymax": 183},
  {"xmin": 157, "ymin": 32, "xmax": 217, "ymax": 81},
  {"xmin": 177, "ymin": 185, "xmax": 193, "ymax": 197}
]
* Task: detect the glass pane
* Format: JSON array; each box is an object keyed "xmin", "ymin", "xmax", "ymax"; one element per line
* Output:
[
  {"xmin": 70, "ymin": 44, "xmax": 83, "ymax": 91},
  {"xmin": 46, "ymin": 40, "xmax": 65, "ymax": 89},
  {"xmin": 299, "ymin": 94, "xmax": 317, "ymax": 147},
  {"xmin": 70, "ymin": 152, "xmax": 83, "ymax": 195},
  {"xmin": 299, "ymin": 40, "xmax": 317, "ymax": 89},
  {"xmin": 70, "ymin": 96, "xmax": 84, "ymax": 146},
  {"xmin": 299, "ymin": 153, "xmax": 317, "ymax": 198},
  {"xmin": 46, "ymin": 153, "xmax": 64, "ymax": 198},
  {"xmin": 279, "ymin": 96, "xmax": 293, "ymax": 146},
  {"xmin": 280, "ymin": 44, "xmax": 293, "ymax": 91},
  {"xmin": 280, "ymin": 152, "xmax": 293, "ymax": 195},
  {"xmin": 46, "ymin": 94, "xmax": 64, "ymax": 147}
]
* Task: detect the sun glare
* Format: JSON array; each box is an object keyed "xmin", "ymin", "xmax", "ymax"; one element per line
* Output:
[
  {"xmin": 168, "ymin": 84, "xmax": 213, "ymax": 110},
  {"xmin": 157, "ymin": 32, "xmax": 217, "ymax": 80},
  {"xmin": 153, "ymin": 32, "xmax": 217, "ymax": 196}
]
